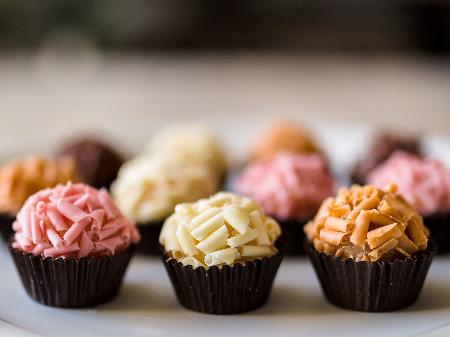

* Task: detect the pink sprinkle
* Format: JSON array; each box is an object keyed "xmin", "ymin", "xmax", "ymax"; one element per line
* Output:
[
  {"xmin": 17, "ymin": 210, "xmax": 31, "ymax": 239},
  {"xmin": 98, "ymin": 189, "xmax": 119, "ymax": 219},
  {"xmin": 14, "ymin": 232, "xmax": 32, "ymax": 250},
  {"xmin": 46, "ymin": 206, "xmax": 68, "ymax": 231},
  {"xmin": 31, "ymin": 243, "xmax": 50, "ymax": 256},
  {"xmin": 78, "ymin": 232, "xmax": 94, "ymax": 258},
  {"xmin": 90, "ymin": 209, "xmax": 105, "ymax": 232},
  {"xmin": 12, "ymin": 220, "xmax": 20, "ymax": 231},
  {"xmin": 44, "ymin": 242, "xmax": 79, "ymax": 258},
  {"xmin": 63, "ymin": 217, "xmax": 91, "ymax": 245},
  {"xmin": 98, "ymin": 224, "xmax": 119, "ymax": 241},
  {"xmin": 96, "ymin": 236, "xmax": 123, "ymax": 255},
  {"xmin": 36, "ymin": 201, "xmax": 46, "ymax": 213},
  {"xmin": 46, "ymin": 228, "xmax": 63, "ymax": 248},
  {"xmin": 30, "ymin": 212, "xmax": 42, "ymax": 244},
  {"xmin": 57, "ymin": 199, "xmax": 89, "ymax": 223},
  {"xmin": 120, "ymin": 226, "xmax": 131, "ymax": 241},
  {"xmin": 73, "ymin": 194, "xmax": 90, "ymax": 209}
]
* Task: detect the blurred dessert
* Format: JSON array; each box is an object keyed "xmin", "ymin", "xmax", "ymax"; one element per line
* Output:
[
  {"xmin": 57, "ymin": 136, "xmax": 124, "ymax": 189},
  {"xmin": 250, "ymin": 120, "xmax": 323, "ymax": 162},
  {"xmin": 146, "ymin": 123, "xmax": 227, "ymax": 181},
  {"xmin": 350, "ymin": 131, "xmax": 422, "ymax": 184},
  {"xmin": 368, "ymin": 150, "xmax": 450, "ymax": 252},
  {"xmin": 236, "ymin": 152, "xmax": 334, "ymax": 254},
  {"xmin": 0, "ymin": 155, "xmax": 79, "ymax": 241}
]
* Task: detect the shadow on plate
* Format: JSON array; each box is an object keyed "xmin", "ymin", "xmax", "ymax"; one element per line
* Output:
[
  {"xmin": 250, "ymin": 285, "xmax": 337, "ymax": 316},
  {"xmin": 98, "ymin": 282, "xmax": 179, "ymax": 313}
]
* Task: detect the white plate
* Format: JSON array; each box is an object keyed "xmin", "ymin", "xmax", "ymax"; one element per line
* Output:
[{"xmin": 1, "ymin": 122, "xmax": 449, "ymax": 337}]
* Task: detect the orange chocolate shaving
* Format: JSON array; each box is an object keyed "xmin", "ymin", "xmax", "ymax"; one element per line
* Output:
[{"xmin": 305, "ymin": 184, "xmax": 429, "ymax": 262}]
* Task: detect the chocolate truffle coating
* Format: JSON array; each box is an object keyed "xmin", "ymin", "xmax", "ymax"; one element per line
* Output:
[
  {"xmin": 351, "ymin": 132, "xmax": 422, "ymax": 185},
  {"xmin": 58, "ymin": 138, "xmax": 124, "ymax": 189}
]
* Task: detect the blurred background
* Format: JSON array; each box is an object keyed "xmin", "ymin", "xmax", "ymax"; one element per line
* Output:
[{"xmin": 0, "ymin": 0, "xmax": 449, "ymax": 160}]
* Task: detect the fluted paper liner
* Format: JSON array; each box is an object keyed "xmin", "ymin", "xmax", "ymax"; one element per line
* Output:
[
  {"xmin": 9, "ymin": 245, "xmax": 135, "ymax": 308},
  {"xmin": 0, "ymin": 213, "xmax": 15, "ymax": 242},
  {"xmin": 277, "ymin": 218, "xmax": 307, "ymax": 256},
  {"xmin": 162, "ymin": 251, "xmax": 283, "ymax": 314},
  {"xmin": 136, "ymin": 220, "xmax": 164, "ymax": 255},
  {"xmin": 424, "ymin": 214, "xmax": 450, "ymax": 254},
  {"xmin": 306, "ymin": 241, "xmax": 437, "ymax": 312}
]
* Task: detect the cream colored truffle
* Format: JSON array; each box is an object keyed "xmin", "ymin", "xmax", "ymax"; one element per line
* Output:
[
  {"xmin": 159, "ymin": 192, "xmax": 281, "ymax": 268},
  {"xmin": 147, "ymin": 123, "xmax": 227, "ymax": 178},
  {"xmin": 111, "ymin": 155, "xmax": 219, "ymax": 224}
]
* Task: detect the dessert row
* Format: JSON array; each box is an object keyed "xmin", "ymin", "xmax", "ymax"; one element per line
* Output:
[
  {"xmin": 1, "ymin": 121, "xmax": 448, "ymax": 254},
  {"xmin": 0, "ymin": 121, "xmax": 448, "ymax": 314},
  {"xmin": 3, "ymin": 182, "xmax": 436, "ymax": 314}
]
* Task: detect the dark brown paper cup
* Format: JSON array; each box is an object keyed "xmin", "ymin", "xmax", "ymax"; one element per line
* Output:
[
  {"xmin": 0, "ymin": 213, "xmax": 15, "ymax": 242},
  {"xmin": 424, "ymin": 213, "xmax": 450, "ymax": 254},
  {"xmin": 277, "ymin": 218, "xmax": 307, "ymax": 256},
  {"xmin": 162, "ymin": 251, "xmax": 283, "ymax": 314},
  {"xmin": 136, "ymin": 220, "xmax": 164, "ymax": 255},
  {"xmin": 9, "ymin": 245, "xmax": 135, "ymax": 308},
  {"xmin": 306, "ymin": 241, "xmax": 437, "ymax": 312}
]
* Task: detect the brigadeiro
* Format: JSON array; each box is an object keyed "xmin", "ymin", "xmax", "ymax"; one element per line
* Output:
[
  {"xmin": 146, "ymin": 123, "xmax": 228, "ymax": 186},
  {"xmin": 111, "ymin": 155, "xmax": 219, "ymax": 255},
  {"xmin": 235, "ymin": 152, "xmax": 334, "ymax": 255},
  {"xmin": 0, "ymin": 155, "xmax": 78, "ymax": 242},
  {"xmin": 159, "ymin": 192, "xmax": 283, "ymax": 314},
  {"xmin": 304, "ymin": 184, "xmax": 436, "ymax": 312},
  {"xmin": 9, "ymin": 182, "xmax": 140, "ymax": 308},
  {"xmin": 368, "ymin": 151, "xmax": 450, "ymax": 253},
  {"xmin": 350, "ymin": 131, "xmax": 423, "ymax": 185},
  {"xmin": 249, "ymin": 120, "xmax": 325, "ymax": 162},
  {"xmin": 57, "ymin": 137, "xmax": 124, "ymax": 189}
]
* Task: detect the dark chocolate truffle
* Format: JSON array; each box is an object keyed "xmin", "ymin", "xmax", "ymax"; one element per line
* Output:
[
  {"xmin": 58, "ymin": 137, "xmax": 124, "ymax": 189},
  {"xmin": 350, "ymin": 132, "xmax": 422, "ymax": 185}
]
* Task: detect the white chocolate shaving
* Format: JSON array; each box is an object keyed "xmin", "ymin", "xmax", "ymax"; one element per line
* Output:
[
  {"xmin": 196, "ymin": 225, "xmax": 228, "ymax": 254},
  {"xmin": 240, "ymin": 245, "xmax": 275, "ymax": 258},
  {"xmin": 190, "ymin": 207, "xmax": 221, "ymax": 230},
  {"xmin": 227, "ymin": 229, "xmax": 259, "ymax": 248},
  {"xmin": 205, "ymin": 248, "xmax": 240, "ymax": 267},
  {"xmin": 190, "ymin": 213, "xmax": 224, "ymax": 241},
  {"xmin": 181, "ymin": 256, "xmax": 205, "ymax": 269},
  {"xmin": 176, "ymin": 220, "xmax": 198, "ymax": 256},
  {"xmin": 222, "ymin": 207, "xmax": 250, "ymax": 234},
  {"xmin": 250, "ymin": 210, "xmax": 270, "ymax": 245},
  {"xmin": 159, "ymin": 192, "xmax": 280, "ymax": 268}
]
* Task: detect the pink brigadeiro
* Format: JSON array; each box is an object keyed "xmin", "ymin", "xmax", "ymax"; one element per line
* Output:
[
  {"xmin": 368, "ymin": 151, "xmax": 450, "ymax": 216},
  {"xmin": 236, "ymin": 152, "xmax": 334, "ymax": 221},
  {"xmin": 12, "ymin": 182, "xmax": 140, "ymax": 259}
]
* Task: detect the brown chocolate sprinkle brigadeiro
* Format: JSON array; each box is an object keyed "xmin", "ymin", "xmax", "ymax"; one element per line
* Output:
[
  {"xmin": 304, "ymin": 184, "xmax": 436, "ymax": 312},
  {"xmin": 58, "ymin": 137, "xmax": 124, "ymax": 189}
]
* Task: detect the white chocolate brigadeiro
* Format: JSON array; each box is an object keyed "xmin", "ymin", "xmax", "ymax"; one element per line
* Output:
[
  {"xmin": 146, "ymin": 123, "xmax": 227, "ymax": 178},
  {"xmin": 159, "ymin": 192, "xmax": 281, "ymax": 268},
  {"xmin": 111, "ymin": 155, "xmax": 218, "ymax": 224}
]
